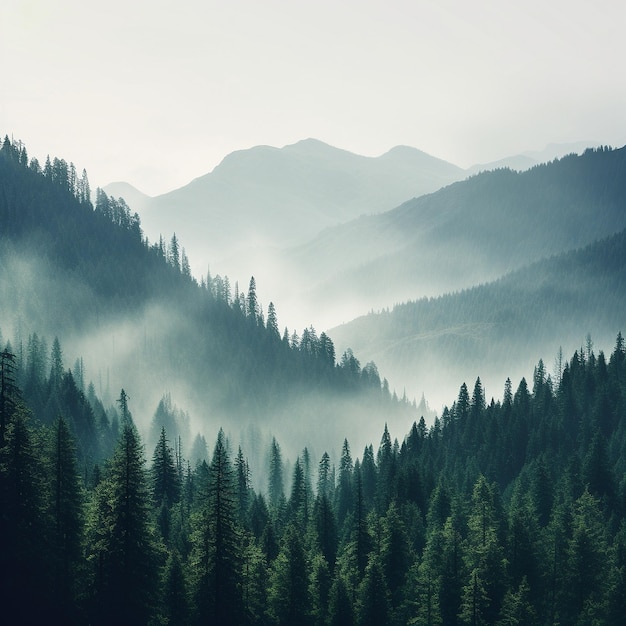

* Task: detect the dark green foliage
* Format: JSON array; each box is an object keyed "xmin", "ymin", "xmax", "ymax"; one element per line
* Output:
[
  {"xmin": 2, "ymin": 337, "xmax": 626, "ymax": 623},
  {"xmin": 83, "ymin": 406, "xmax": 161, "ymax": 625},
  {"xmin": 151, "ymin": 426, "xmax": 181, "ymax": 508},
  {"xmin": 189, "ymin": 428, "xmax": 243, "ymax": 625},
  {"xmin": 268, "ymin": 524, "xmax": 311, "ymax": 625},
  {"xmin": 47, "ymin": 416, "xmax": 84, "ymax": 623},
  {"xmin": 0, "ymin": 404, "xmax": 52, "ymax": 622}
]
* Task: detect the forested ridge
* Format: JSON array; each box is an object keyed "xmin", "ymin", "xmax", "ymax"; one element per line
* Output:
[
  {"xmin": 0, "ymin": 136, "xmax": 416, "ymax": 451},
  {"xmin": 290, "ymin": 144, "xmax": 626, "ymax": 329},
  {"xmin": 329, "ymin": 224, "xmax": 626, "ymax": 407}
]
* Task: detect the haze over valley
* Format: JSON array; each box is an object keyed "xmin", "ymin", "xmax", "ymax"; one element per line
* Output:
[{"xmin": 106, "ymin": 139, "xmax": 626, "ymax": 411}]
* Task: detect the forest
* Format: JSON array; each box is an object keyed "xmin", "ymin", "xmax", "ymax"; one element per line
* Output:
[
  {"xmin": 2, "ymin": 137, "xmax": 626, "ymax": 625},
  {"xmin": 2, "ymin": 329, "xmax": 626, "ymax": 625}
]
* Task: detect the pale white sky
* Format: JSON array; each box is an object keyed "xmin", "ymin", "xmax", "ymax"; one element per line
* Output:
[{"xmin": 1, "ymin": 0, "xmax": 624, "ymax": 196}]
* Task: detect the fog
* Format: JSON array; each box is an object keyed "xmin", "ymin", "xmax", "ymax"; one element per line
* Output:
[{"xmin": 0, "ymin": 243, "xmax": 420, "ymax": 493}]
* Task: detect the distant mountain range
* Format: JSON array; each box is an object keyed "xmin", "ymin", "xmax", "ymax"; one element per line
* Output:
[
  {"xmin": 279, "ymin": 146, "xmax": 626, "ymax": 327},
  {"xmin": 115, "ymin": 138, "xmax": 466, "ymax": 278},
  {"xmin": 104, "ymin": 138, "xmax": 600, "ymax": 330}
]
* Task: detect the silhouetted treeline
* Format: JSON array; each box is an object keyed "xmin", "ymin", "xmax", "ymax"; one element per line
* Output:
[{"xmin": 1, "ymin": 335, "xmax": 626, "ymax": 624}]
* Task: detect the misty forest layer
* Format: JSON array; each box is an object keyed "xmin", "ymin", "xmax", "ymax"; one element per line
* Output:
[
  {"xmin": 2, "ymin": 324, "xmax": 626, "ymax": 625},
  {"xmin": 2, "ymin": 136, "xmax": 626, "ymax": 625}
]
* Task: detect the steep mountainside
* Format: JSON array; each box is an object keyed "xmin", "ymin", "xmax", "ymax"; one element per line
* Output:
[
  {"xmin": 277, "ymin": 145, "xmax": 626, "ymax": 330},
  {"xmin": 0, "ymin": 138, "xmax": 417, "ymax": 460},
  {"xmin": 329, "ymin": 227, "xmax": 626, "ymax": 410}
]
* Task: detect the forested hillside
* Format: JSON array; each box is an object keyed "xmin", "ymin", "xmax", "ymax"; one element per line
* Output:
[
  {"xmin": 330, "ymin": 226, "xmax": 626, "ymax": 410},
  {"xmin": 2, "ymin": 321, "xmax": 625, "ymax": 624},
  {"xmin": 278, "ymin": 145, "xmax": 626, "ymax": 330},
  {"xmin": 0, "ymin": 136, "xmax": 416, "ymax": 460}
]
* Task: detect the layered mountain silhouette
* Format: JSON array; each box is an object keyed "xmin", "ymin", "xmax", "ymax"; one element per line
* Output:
[
  {"xmin": 128, "ymin": 138, "xmax": 465, "ymax": 277},
  {"xmin": 273, "ymin": 145, "xmax": 626, "ymax": 330},
  {"xmin": 329, "ymin": 226, "xmax": 626, "ymax": 410}
]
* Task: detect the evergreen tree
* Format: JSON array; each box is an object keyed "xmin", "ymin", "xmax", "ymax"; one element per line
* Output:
[
  {"xmin": 190, "ymin": 428, "xmax": 243, "ymax": 625},
  {"xmin": 0, "ymin": 405, "xmax": 51, "ymax": 622},
  {"xmin": 47, "ymin": 416, "xmax": 84, "ymax": 623},
  {"xmin": 151, "ymin": 426, "xmax": 181, "ymax": 507},
  {"xmin": 328, "ymin": 574, "xmax": 355, "ymax": 626},
  {"xmin": 268, "ymin": 436, "xmax": 285, "ymax": 512},
  {"xmin": 357, "ymin": 557, "xmax": 391, "ymax": 626},
  {"xmin": 85, "ymin": 417, "xmax": 159, "ymax": 625},
  {"xmin": 336, "ymin": 438, "xmax": 353, "ymax": 525},
  {"xmin": 161, "ymin": 550, "xmax": 189, "ymax": 625},
  {"xmin": 314, "ymin": 492, "xmax": 338, "ymax": 570},
  {"xmin": 268, "ymin": 524, "xmax": 311, "ymax": 625}
]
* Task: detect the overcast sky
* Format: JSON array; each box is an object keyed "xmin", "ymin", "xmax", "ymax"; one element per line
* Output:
[{"xmin": 2, "ymin": 0, "xmax": 625, "ymax": 196}]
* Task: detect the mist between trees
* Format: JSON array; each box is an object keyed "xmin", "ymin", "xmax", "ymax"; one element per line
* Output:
[{"xmin": 2, "ymin": 334, "xmax": 626, "ymax": 624}]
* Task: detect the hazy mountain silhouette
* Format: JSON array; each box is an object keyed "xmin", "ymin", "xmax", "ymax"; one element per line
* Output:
[
  {"xmin": 136, "ymin": 138, "xmax": 466, "ymax": 278},
  {"xmin": 102, "ymin": 181, "xmax": 151, "ymax": 211},
  {"xmin": 328, "ymin": 226, "xmax": 626, "ymax": 411},
  {"xmin": 275, "ymin": 145, "xmax": 626, "ymax": 331}
]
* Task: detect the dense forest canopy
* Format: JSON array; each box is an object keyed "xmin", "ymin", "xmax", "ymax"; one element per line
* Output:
[{"xmin": 1, "ymin": 326, "xmax": 626, "ymax": 624}]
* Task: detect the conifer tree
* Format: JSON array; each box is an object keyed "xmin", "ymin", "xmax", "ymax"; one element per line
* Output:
[
  {"xmin": 268, "ymin": 524, "xmax": 311, "ymax": 625},
  {"xmin": 47, "ymin": 416, "xmax": 84, "ymax": 623},
  {"xmin": 268, "ymin": 436, "xmax": 285, "ymax": 512},
  {"xmin": 151, "ymin": 426, "xmax": 181, "ymax": 507},
  {"xmin": 336, "ymin": 438, "xmax": 353, "ymax": 524},
  {"xmin": 190, "ymin": 428, "xmax": 243, "ymax": 625},
  {"xmin": 357, "ymin": 557, "xmax": 391, "ymax": 626},
  {"xmin": 85, "ymin": 416, "xmax": 159, "ymax": 625},
  {"xmin": 0, "ymin": 405, "xmax": 51, "ymax": 622}
]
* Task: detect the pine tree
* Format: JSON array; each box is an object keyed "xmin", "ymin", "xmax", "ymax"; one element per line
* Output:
[
  {"xmin": 314, "ymin": 492, "xmax": 339, "ymax": 570},
  {"xmin": 0, "ymin": 348, "xmax": 19, "ymax": 446},
  {"xmin": 85, "ymin": 418, "xmax": 159, "ymax": 625},
  {"xmin": 47, "ymin": 416, "xmax": 84, "ymax": 623},
  {"xmin": 190, "ymin": 428, "xmax": 243, "ymax": 625},
  {"xmin": 161, "ymin": 550, "xmax": 189, "ymax": 625},
  {"xmin": 357, "ymin": 557, "xmax": 391, "ymax": 626},
  {"xmin": 463, "ymin": 475, "xmax": 506, "ymax": 624},
  {"xmin": 268, "ymin": 436, "xmax": 285, "ymax": 512},
  {"xmin": 267, "ymin": 302, "xmax": 280, "ymax": 339},
  {"xmin": 268, "ymin": 524, "xmax": 311, "ymax": 625},
  {"xmin": 0, "ymin": 405, "xmax": 51, "ymax": 622},
  {"xmin": 151, "ymin": 426, "xmax": 181, "ymax": 508},
  {"xmin": 336, "ymin": 438, "xmax": 353, "ymax": 524}
]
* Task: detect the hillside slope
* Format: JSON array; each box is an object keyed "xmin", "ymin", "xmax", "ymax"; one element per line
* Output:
[
  {"xmin": 279, "ymin": 145, "xmax": 626, "ymax": 330},
  {"xmin": 329, "ymin": 227, "xmax": 626, "ymax": 410},
  {"xmin": 0, "ymin": 138, "xmax": 417, "ymax": 459},
  {"xmin": 137, "ymin": 138, "xmax": 466, "ymax": 277}
]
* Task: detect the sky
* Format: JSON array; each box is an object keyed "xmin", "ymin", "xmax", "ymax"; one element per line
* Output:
[{"xmin": 1, "ymin": 0, "xmax": 625, "ymax": 197}]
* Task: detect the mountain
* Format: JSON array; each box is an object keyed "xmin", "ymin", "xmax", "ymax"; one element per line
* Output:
[
  {"xmin": 102, "ymin": 181, "xmax": 151, "ymax": 211},
  {"xmin": 275, "ymin": 145, "xmax": 626, "ymax": 331},
  {"xmin": 136, "ymin": 138, "xmax": 466, "ymax": 278},
  {"xmin": 328, "ymin": 227, "xmax": 626, "ymax": 411},
  {"xmin": 0, "ymin": 138, "xmax": 418, "ymax": 463},
  {"xmin": 466, "ymin": 140, "xmax": 597, "ymax": 175}
]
